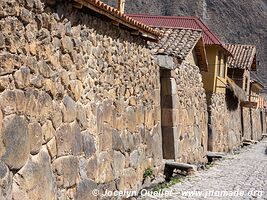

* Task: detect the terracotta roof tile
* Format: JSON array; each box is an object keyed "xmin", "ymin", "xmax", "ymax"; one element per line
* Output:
[
  {"xmin": 148, "ymin": 28, "xmax": 202, "ymax": 60},
  {"xmin": 128, "ymin": 14, "xmax": 222, "ymax": 45},
  {"xmin": 225, "ymin": 44, "xmax": 256, "ymax": 70},
  {"xmin": 73, "ymin": 0, "xmax": 162, "ymax": 38}
]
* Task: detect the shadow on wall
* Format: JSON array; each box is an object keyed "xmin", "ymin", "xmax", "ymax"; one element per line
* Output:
[
  {"xmin": 225, "ymin": 88, "xmax": 239, "ymax": 111},
  {"xmin": 265, "ymin": 147, "xmax": 267, "ymax": 155}
]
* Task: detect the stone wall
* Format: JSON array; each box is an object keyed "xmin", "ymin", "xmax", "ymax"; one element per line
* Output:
[
  {"xmin": 207, "ymin": 91, "xmax": 242, "ymax": 152},
  {"xmin": 242, "ymin": 107, "xmax": 252, "ymax": 140},
  {"xmin": 161, "ymin": 61, "xmax": 208, "ymax": 164},
  {"xmin": 0, "ymin": 0, "xmax": 162, "ymax": 199},
  {"xmin": 242, "ymin": 107, "xmax": 266, "ymax": 141}
]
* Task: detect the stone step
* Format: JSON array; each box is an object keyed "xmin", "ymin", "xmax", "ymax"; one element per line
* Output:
[
  {"xmin": 164, "ymin": 160, "xmax": 197, "ymax": 171},
  {"xmin": 164, "ymin": 160, "xmax": 197, "ymax": 181},
  {"xmin": 207, "ymin": 151, "xmax": 226, "ymax": 159},
  {"xmin": 243, "ymin": 141, "xmax": 252, "ymax": 146},
  {"xmin": 243, "ymin": 139, "xmax": 258, "ymax": 144}
]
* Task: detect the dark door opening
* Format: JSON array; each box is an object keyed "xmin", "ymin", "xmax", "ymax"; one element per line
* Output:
[{"xmin": 160, "ymin": 69, "xmax": 177, "ymax": 160}]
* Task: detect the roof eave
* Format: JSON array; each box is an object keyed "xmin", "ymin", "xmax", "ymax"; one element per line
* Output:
[{"xmin": 73, "ymin": 0, "xmax": 161, "ymax": 40}]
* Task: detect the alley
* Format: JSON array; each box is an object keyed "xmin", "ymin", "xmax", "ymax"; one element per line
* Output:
[{"xmin": 147, "ymin": 139, "xmax": 267, "ymax": 200}]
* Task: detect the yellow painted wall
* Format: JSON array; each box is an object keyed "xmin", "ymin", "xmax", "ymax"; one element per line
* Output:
[
  {"xmin": 201, "ymin": 45, "xmax": 228, "ymax": 93},
  {"xmin": 201, "ymin": 46, "xmax": 217, "ymax": 92}
]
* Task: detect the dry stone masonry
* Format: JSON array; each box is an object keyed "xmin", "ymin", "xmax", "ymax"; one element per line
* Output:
[
  {"xmin": 161, "ymin": 61, "xmax": 208, "ymax": 164},
  {"xmin": 0, "ymin": 0, "xmax": 266, "ymax": 199},
  {"xmin": 207, "ymin": 92, "xmax": 242, "ymax": 152},
  {"xmin": 0, "ymin": 0, "xmax": 162, "ymax": 199}
]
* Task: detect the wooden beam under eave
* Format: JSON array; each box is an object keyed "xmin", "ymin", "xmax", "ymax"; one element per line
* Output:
[{"xmin": 73, "ymin": 2, "xmax": 83, "ymax": 9}]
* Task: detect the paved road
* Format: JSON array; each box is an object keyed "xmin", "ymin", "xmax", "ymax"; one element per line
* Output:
[{"xmin": 144, "ymin": 138, "xmax": 267, "ymax": 200}]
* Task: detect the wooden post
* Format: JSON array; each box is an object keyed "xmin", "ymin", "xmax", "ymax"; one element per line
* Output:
[{"xmin": 118, "ymin": 0, "xmax": 125, "ymax": 13}]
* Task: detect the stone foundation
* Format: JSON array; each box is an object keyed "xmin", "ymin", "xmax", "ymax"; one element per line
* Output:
[{"xmin": 0, "ymin": 0, "xmax": 163, "ymax": 199}]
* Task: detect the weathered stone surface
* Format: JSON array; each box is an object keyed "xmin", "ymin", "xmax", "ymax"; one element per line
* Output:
[
  {"xmin": 56, "ymin": 121, "xmax": 82, "ymax": 156},
  {"xmin": 112, "ymin": 151, "xmax": 125, "ymax": 179},
  {"xmin": 97, "ymin": 151, "xmax": 113, "ymax": 183},
  {"xmin": 0, "ymin": 89, "xmax": 26, "ymax": 114},
  {"xmin": 0, "ymin": 0, "xmax": 163, "ymax": 194},
  {"xmin": 69, "ymin": 80, "xmax": 83, "ymax": 101},
  {"xmin": 47, "ymin": 137, "xmax": 57, "ymax": 159},
  {"xmin": 1, "ymin": 115, "xmax": 29, "ymax": 170},
  {"xmin": 112, "ymin": 129, "xmax": 124, "ymax": 151},
  {"xmin": 81, "ymin": 131, "xmax": 96, "ymax": 158},
  {"xmin": 62, "ymin": 96, "xmax": 77, "ymax": 123},
  {"xmin": 52, "ymin": 156, "xmax": 79, "ymax": 188},
  {"xmin": 14, "ymin": 67, "xmax": 31, "ymax": 88},
  {"xmin": 28, "ymin": 122, "xmax": 42, "ymax": 155},
  {"xmin": 13, "ymin": 147, "xmax": 56, "ymax": 200},
  {"xmin": 42, "ymin": 120, "xmax": 55, "ymax": 144},
  {"xmin": 0, "ymin": 161, "xmax": 12, "ymax": 200},
  {"xmin": 38, "ymin": 61, "xmax": 53, "ymax": 78},
  {"xmin": 76, "ymin": 104, "xmax": 87, "ymax": 130},
  {"xmin": 86, "ymin": 156, "xmax": 97, "ymax": 180},
  {"xmin": 62, "ymin": 36, "xmax": 73, "ymax": 53},
  {"xmin": 130, "ymin": 150, "xmax": 139, "ymax": 169},
  {"xmin": 75, "ymin": 179, "xmax": 97, "ymax": 200},
  {"xmin": 51, "ymin": 101, "xmax": 62, "ymax": 129}
]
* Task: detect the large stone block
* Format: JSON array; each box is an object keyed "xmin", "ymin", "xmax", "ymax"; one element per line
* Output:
[
  {"xmin": 0, "ymin": 89, "xmax": 26, "ymax": 114},
  {"xmin": 56, "ymin": 122, "xmax": 82, "ymax": 157},
  {"xmin": 86, "ymin": 156, "xmax": 97, "ymax": 181},
  {"xmin": 97, "ymin": 151, "xmax": 113, "ymax": 183},
  {"xmin": 28, "ymin": 122, "xmax": 42, "ymax": 155},
  {"xmin": 81, "ymin": 131, "xmax": 96, "ymax": 158},
  {"xmin": 69, "ymin": 80, "xmax": 83, "ymax": 101},
  {"xmin": 42, "ymin": 120, "xmax": 55, "ymax": 144},
  {"xmin": 161, "ymin": 78, "xmax": 177, "ymax": 95},
  {"xmin": 1, "ymin": 115, "xmax": 29, "ymax": 170},
  {"xmin": 75, "ymin": 179, "xmax": 97, "ymax": 200},
  {"xmin": 13, "ymin": 67, "xmax": 30, "ymax": 88},
  {"xmin": 13, "ymin": 147, "xmax": 56, "ymax": 200},
  {"xmin": 162, "ymin": 126, "xmax": 178, "ymax": 160},
  {"xmin": 62, "ymin": 96, "xmax": 77, "ymax": 123},
  {"xmin": 52, "ymin": 156, "xmax": 79, "ymax": 188},
  {"xmin": 0, "ymin": 161, "xmax": 12, "ymax": 200},
  {"xmin": 112, "ymin": 151, "xmax": 125, "ymax": 179}
]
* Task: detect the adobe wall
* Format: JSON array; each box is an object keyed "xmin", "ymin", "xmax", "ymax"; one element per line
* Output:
[
  {"xmin": 0, "ymin": 0, "xmax": 162, "ymax": 199},
  {"xmin": 161, "ymin": 61, "xmax": 208, "ymax": 164},
  {"xmin": 207, "ymin": 91, "xmax": 242, "ymax": 152}
]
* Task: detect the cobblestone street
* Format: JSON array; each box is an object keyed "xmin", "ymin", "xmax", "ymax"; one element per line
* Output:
[{"xmin": 146, "ymin": 138, "xmax": 267, "ymax": 200}]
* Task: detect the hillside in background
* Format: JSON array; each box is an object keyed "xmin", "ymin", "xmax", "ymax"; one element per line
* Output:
[{"xmin": 103, "ymin": 0, "xmax": 267, "ymax": 91}]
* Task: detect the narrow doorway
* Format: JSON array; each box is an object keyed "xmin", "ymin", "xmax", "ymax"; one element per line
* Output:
[{"xmin": 160, "ymin": 69, "xmax": 177, "ymax": 160}]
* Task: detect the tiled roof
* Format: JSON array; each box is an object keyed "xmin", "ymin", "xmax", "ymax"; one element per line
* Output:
[
  {"xmin": 128, "ymin": 14, "xmax": 223, "ymax": 45},
  {"xmin": 73, "ymin": 0, "xmax": 162, "ymax": 39},
  {"xmin": 148, "ymin": 28, "xmax": 202, "ymax": 60},
  {"xmin": 225, "ymin": 44, "xmax": 256, "ymax": 70}
]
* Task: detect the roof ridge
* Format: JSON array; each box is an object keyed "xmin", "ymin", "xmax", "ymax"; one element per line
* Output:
[
  {"xmin": 193, "ymin": 17, "xmax": 223, "ymax": 45},
  {"xmin": 128, "ymin": 14, "xmax": 199, "ymax": 20}
]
